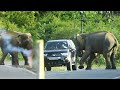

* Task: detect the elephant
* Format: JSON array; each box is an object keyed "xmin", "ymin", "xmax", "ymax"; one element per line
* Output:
[
  {"xmin": 75, "ymin": 31, "xmax": 119, "ymax": 70},
  {"xmin": 0, "ymin": 30, "xmax": 33, "ymax": 68},
  {"xmin": 71, "ymin": 36, "xmax": 100, "ymax": 64}
]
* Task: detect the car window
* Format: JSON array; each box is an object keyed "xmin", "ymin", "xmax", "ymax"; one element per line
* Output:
[
  {"xmin": 45, "ymin": 41, "xmax": 68, "ymax": 50},
  {"xmin": 45, "ymin": 42, "xmax": 56, "ymax": 50},
  {"xmin": 58, "ymin": 41, "xmax": 68, "ymax": 49}
]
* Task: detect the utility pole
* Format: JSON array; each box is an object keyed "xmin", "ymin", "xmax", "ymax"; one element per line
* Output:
[
  {"xmin": 111, "ymin": 12, "xmax": 114, "ymax": 32},
  {"xmin": 80, "ymin": 11, "xmax": 84, "ymax": 33},
  {"xmin": 36, "ymin": 40, "xmax": 45, "ymax": 79}
]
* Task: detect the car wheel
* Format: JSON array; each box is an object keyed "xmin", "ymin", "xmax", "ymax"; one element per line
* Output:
[
  {"xmin": 46, "ymin": 65, "xmax": 51, "ymax": 71},
  {"xmin": 72, "ymin": 64, "xmax": 77, "ymax": 70}
]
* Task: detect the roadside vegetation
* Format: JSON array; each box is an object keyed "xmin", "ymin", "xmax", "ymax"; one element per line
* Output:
[{"xmin": 0, "ymin": 11, "xmax": 120, "ymax": 69}]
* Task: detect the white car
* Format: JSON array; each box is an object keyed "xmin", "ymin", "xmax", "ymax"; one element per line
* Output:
[{"xmin": 44, "ymin": 39, "xmax": 77, "ymax": 71}]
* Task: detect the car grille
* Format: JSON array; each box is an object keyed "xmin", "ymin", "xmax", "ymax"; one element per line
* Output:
[{"xmin": 47, "ymin": 53, "xmax": 61, "ymax": 57}]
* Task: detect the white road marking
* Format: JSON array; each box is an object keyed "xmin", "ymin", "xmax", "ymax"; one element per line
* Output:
[
  {"xmin": 112, "ymin": 76, "xmax": 120, "ymax": 79},
  {"xmin": 5, "ymin": 65, "xmax": 37, "ymax": 76}
]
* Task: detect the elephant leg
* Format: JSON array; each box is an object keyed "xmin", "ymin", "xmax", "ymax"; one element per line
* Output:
[
  {"xmin": 78, "ymin": 51, "xmax": 91, "ymax": 69},
  {"xmin": 0, "ymin": 48, "xmax": 8, "ymax": 65},
  {"xmin": 21, "ymin": 52, "xmax": 29, "ymax": 65},
  {"xmin": 11, "ymin": 52, "xmax": 19, "ymax": 66},
  {"xmin": 86, "ymin": 53, "xmax": 96, "ymax": 70},
  {"xmin": 110, "ymin": 52, "xmax": 116, "ymax": 69},
  {"xmin": 0, "ymin": 52, "xmax": 8, "ymax": 65},
  {"xmin": 103, "ymin": 52, "xmax": 111, "ymax": 69}
]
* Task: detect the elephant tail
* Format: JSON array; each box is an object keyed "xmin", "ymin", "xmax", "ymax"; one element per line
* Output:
[{"xmin": 111, "ymin": 33, "xmax": 119, "ymax": 54}]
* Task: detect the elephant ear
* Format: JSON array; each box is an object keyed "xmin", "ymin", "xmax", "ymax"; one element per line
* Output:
[
  {"xmin": 15, "ymin": 33, "xmax": 28, "ymax": 44},
  {"xmin": 80, "ymin": 33, "xmax": 88, "ymax": 40},
  {"xmin": 22, "ymin": 33, "xmax": 32, "ymax": 40},
  {"xmin": 17, "ymin": 33, "xmax": 31, "ymax": 40},
  {"xmin": 18, "ymin": 33, "xmax": 33, "ymax": 46},
  {"xmin": 76, "ymin": 33, "xmax": 86, "ymax": 41},
  {"xmin": 16, "ymin": 34, "xmax": 23, "ymax": 45}
]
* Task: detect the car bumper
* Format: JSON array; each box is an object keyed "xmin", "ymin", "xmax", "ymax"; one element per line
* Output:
[{"xmin": 44, "ymin": 56, "xmax": 68, "ymax": 66}]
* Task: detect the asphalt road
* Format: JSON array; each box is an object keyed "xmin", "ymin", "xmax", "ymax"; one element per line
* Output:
[
  {"xmin": 45, "ymin": 69, "xmax": 120, "ymax": 79},
  {"xmin": 0, "ymin": 61, "xmax": 37, "ymax": 79},
  {"xmin": 1, "ymin": 61, "xmax": 120, "ymax": 79},
  {"xmin": 0, "ymin": 65, "xmax": 37, "ymax": 79}
]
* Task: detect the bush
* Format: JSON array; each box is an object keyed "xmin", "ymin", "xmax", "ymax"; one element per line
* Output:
[{"xmin": 115, "ymin": 44, "xmax": 120, "ymax": 65}]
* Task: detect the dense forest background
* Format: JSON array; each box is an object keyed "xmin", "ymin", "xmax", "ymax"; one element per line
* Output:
[{"xmin": 0, "ymin": 11, "xmax": 120, "ymax": 66}]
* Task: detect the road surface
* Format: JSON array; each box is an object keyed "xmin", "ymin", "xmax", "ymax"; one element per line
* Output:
[
  {"xmin": 45, "ymin": 69, "xmax": 120, "ymax": 79},
  {"xmin": 0, "ymin": 60, "xmax": 37, "ymax": 79},
  {"xmin": 1, "ymin": 61, "xmax": 120, "ymax": 79},
  {"xmin": 0, "ymin": 65, "xmax": 37, "ymax": 79}
]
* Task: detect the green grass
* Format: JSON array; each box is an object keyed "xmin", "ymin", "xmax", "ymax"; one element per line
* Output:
[
  {"xmin": 50, "ymin": 64, "xmax": 120, "ymax": 71},
  {"xmin": 19, "ymin": 63, "xmax": 120, "ymax": 73},
  {"xmin": 50, "ymin": 65, "xmax": 105, "ymax": 71},
  {"xmin": 51, "ymin": 66, "xmax": 67, "ymax": 71}
]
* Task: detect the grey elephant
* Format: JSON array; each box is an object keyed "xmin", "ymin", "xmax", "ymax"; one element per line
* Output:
[
  {"xmin": 75, "ymin": 31, "xmax": 119, "ymax": 70},
  {"xmin": 0, "ymin": 30, "xmax": 33, "ymax": 68}
]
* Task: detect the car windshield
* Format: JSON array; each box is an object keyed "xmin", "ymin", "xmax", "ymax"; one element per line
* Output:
[{"xmin": 45, "ymin": 41, "xmax": 68, "ymax": 50}]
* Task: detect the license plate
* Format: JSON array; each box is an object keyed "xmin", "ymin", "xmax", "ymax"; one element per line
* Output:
[{"xmin": 47, "ymin": 57, "xmax": 61, "ymax": 60}]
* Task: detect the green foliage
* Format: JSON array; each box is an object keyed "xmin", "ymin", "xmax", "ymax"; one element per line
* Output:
[
  {"xmin": 0, "ymin": 11, "xmax": 120, "ymax": 66},
  {"xmin": 93, "ymin": 55, "xmax": 106, "ymax": 67}
]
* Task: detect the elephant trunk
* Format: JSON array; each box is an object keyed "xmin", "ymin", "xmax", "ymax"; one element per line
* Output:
[
  {"xmin": 27, "ymin": 49, "xmax": 33, "ymax": 68},
  {"xmin": 28, "ymin": 55, "xmax": 32, "ymax": 68}
]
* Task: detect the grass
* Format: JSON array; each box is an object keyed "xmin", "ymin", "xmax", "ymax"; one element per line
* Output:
[
  {"xmin": 50, "ymin": 64, "xmax": 120, "ymax": 71},
  {"xmin": 50, "ymin": 65, "xmax": 106, "ymax": 71},
  {"xmin": 51, "ymin": 66, "xmax": 67, "ymax": 71},
  {"xmin": 5, "ymin": 62, "xmax": 120, "ymax": 74}
]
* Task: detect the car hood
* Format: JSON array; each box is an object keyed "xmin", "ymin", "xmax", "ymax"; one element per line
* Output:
[{"xmin": 44, "ymin": 49, "xmax": 68, "ymax": 54}]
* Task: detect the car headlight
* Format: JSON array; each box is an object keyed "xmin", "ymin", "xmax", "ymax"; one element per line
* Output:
[{"xmin": 61, "ymin": 53, "xmax": 68, "ymax": 56}]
